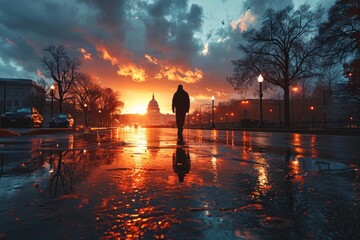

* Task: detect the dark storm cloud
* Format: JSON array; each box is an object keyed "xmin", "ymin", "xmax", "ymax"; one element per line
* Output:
[
  {"xmin": 0, "ymin": 0, "xmax": 88, "ymax": 78},
  {"xmin": 0, "ymin": 0, "xmax": 332, "ymax": 88},
  {"xmin": 0, "ymin": 0, "xmax": 205, "ymax": 80},
  {"xmin": 78, "ymin": 0, "xmax": 128, "ymax": 39},
  {"xmin": 0, "ymin": 0, "xmax": 83, "ymax": 42},
  {"xmin": 142, "ymin": 0, "xmax": 203, "ymax": 64}
]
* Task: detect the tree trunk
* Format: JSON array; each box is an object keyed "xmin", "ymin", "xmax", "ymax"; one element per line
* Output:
[
  {"xmin": 283, "ymin": 87, "xmax": 290, "ymax": 128},
  {"xmin": 59, "ymin": 98, "xmax": 63, "ymax": 113}
]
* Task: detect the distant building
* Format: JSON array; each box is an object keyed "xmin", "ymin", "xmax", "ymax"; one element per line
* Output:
[
  {"xmin": 146, "ymin": 94, "xmax": 174, "ymax": 126},
  {"xmin": 0, "ymin": 78, "xmax": 46, "ymax": 114},
  {"xmin": 118, "ymin": 94, "xmax": 175, "ymax": 127},
  {"xmin": 147, "ymin": 94, "xmax": 162, "ymax": 125}
]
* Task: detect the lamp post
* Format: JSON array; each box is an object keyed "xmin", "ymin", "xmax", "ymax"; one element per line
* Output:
[
  {"xmin": 291, "ymin": 86, "xmax": 300, "ymax": 127},
  {"xmin": 98, "ymin": 109, "xmax": 102, "ymax": 127},
  {"xmin": 258, "ymin": 74, "xmax": 264, "ymax": 128},
  {"xmin": 50, "ymin": 84, "xmax": 55, "ymax": 118},
  {"xmin": 212, "ymin": 95, "xmax": 215, "ymax": 129},
  {"xmin": 310, "ymin": 105, "xmax": 314, "ymax": 129},
  {"xmin": 84, "ymin": 103, "xmax": 88, "ymax": 127}
]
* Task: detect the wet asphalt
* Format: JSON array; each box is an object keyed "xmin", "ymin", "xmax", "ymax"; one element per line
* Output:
[{"xmin": 0, "ymin": 127, "xmax": 359, "ymax": 239}]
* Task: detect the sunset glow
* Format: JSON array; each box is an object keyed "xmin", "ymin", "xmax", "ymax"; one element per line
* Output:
[
  {"xmin": 117, "ymin": 64, "xmax": 146, "ymax": 83},
  {"xmin": 0, "ymin": 0, "xmax": 336, "ymax": 114}
]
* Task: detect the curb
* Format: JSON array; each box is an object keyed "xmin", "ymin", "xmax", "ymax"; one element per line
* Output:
[{"xmin": 0, "ymin": 129, "xmax": 21, "ymax": 137}]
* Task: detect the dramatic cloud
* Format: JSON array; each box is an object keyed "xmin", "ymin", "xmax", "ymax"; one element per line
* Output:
[
  {"xmin": 231, "ymin": 9, "xmax": 256, "ymax": 32},
  {"xmin": 145, "ymin": 54, "xmax": 158, "ymax": 65},
  {"xmin": 37, "ymin": 69, "xmax": 45, "ymax": 79},
  {"xmin": 155, "ymin": 65, "xmax": 203, "ymax": 84},
  {"xmin": 117, "ymin": 64, "xmax": 146, "ymax": 83},
  {"xmin": 97, "ymin": 46, "xmax": 119, "ymax": 66},
  {"xmin": 0, "ymin": 0, "xmax": 336, "ymax": 113},
  {"xmin": 78, "ymin": 48, "xmax": 92, "ymax": 60}
]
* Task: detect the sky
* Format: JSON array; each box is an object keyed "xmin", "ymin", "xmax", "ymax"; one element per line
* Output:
[{"xmin": 0, "ymin": 0, "xmax": 335, "ymax": 114}]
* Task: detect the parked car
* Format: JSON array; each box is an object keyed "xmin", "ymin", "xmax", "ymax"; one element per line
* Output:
[
  {"xmin": 1, "ymin": 106, "xmax": 43, "ymax": 128},
  {"xmin": 49, "ymin": 113, "xmax": 75, "ymax": 128}
]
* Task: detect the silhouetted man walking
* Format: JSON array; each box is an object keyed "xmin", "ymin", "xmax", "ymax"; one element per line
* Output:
[{"xmin": 172, "ymin": 85, "xmax": 190, "ymax": 139}]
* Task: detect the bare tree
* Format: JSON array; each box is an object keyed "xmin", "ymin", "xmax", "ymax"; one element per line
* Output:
[
  {"xmin": 318, "ymin": 0, "xmax": 360, "ymax": 65},
  {"xmin": 71, "ymin": 73, "xmax": 102, "ymax": 126},
  {"xmin": 227, "ymin": 4, "xmax": 324, "ymax": 128},
  {"xmin": 40, "ymin": 45, "xmax": 81, "ymax": 113},
  {"xmin": 343, "ymin": 59, "xmax": 360, "ymax": 103},
  {"xmin": 98, "ymin": 88, "xmax": 124, "ymax": 127}
]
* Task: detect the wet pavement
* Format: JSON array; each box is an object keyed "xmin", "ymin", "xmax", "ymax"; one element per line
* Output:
[{"xmin": 0, "ymin": 127, "xmax": 359, "ymax": 239}]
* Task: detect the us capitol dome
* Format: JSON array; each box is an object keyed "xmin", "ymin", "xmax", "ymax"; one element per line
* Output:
[
  {"xmin": 147, "ymin": 93, "xmax": 162, "ymax": 125},
  {"xmin": 147, "ymin": 94, "xmax": 160, "ymax": 114}
]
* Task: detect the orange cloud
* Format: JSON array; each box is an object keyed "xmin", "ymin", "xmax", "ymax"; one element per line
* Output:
[
  {"xmin": 206, "ymin": 88, "xmax": 227, "ymax": 98},
  {"xmin": 117, "ymin": 64, "xmax": 146, "ymax": 82},
  {"xmin": 231, "ymin": 10, "xmax": 256, "ymax": 32},
  {"xmin": 155, "ymin": 65, "xmax": 203, "ymax": 84},
  {"xmin": 37, "ymin": 69, "xmax": 45, "ymax": 79},
  {"xmin": 144, "ymin": 54, "xmax": 158, "ymax": 64},
  {"xmin": 96, "ymin": 46, "xmax": 118, "ymax": 65},
  {"xmin": 78, "ymin": 48, "xmax": 92, "ymax": 60},
  {"xmin": 194, "ymin": 94, "xmax": 212, "ymax": 101}
]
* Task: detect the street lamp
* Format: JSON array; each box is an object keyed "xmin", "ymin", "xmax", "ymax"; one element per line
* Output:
[
  {"xmin": 291, "ymin": 86, "xmax": 300, "ymax": 127},
  {"xmin": 310, "ymin": 105, "xmax": 315, "ymax": 129},
  {"xmin": 212, "ymin": 95, "xmax": 215, "ymax": 129},
  {"xmin": 98, "ymin": 109, "xmax": 102, "ymax": 127},
  {"xmin": 84, "ymin": 103, "xmax": 88, "ymax": 127},
  {"xmin": 50, "ymin": 84, "xmax": 55, "ymax": 118},
  {"xmin": 258, "ymin": 74, "xmax": 264, "ymax": 128}
]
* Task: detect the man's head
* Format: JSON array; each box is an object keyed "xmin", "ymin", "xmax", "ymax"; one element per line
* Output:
[{"xmin": 177, "ymin": 85, "xmax": 183, "ymax": 91}]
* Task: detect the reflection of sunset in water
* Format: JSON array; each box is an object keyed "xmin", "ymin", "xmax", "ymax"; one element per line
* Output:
[
  {"xmin": 1, "ymin": 128, "xmax": 358, "ymax": 240},
  {"xmin": 211, "ymin": 129, "xmax": 218, "ymax": 141},
  {"xmin": 94, "ymin": 127, "xmax": 178, "ymax": 239}
]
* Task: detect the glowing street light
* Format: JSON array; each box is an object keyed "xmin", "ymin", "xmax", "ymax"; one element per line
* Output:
[
  {"xmin": 84, "ymin": 103, "xmax": 88, "ymax": 127},
  {"xmin": 98, "ymin": 109, "xmax": 102, "ymax": 127},
  {"xmin": 258, "ymin": 74, "xmax": 264, "ymax": 128},
  {"xmin": 241, "ymin": 100, "xmax": 249, "ymax": 119},
  {"xmin": 291, "ymin": 86, "xmax": 301, "ymax": 127},
  {"xmin": 50, "ymin": 84, "xmax": 55, "ymax": 118},
  {"xmin": 310, "ymin": 105, "xmax": 315, "ymax": 129}
]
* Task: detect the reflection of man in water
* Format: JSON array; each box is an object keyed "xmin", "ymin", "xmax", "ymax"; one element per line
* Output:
[
  {"xmin": 172, "ymin": 85, "xmax": 190, "ymax": 139},
  {"xmin": 172, "ymin": 146, "xmax": 191, "ymax": 182}
]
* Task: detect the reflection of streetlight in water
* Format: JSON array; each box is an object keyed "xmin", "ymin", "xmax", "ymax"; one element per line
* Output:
[{"xmin": 252, "ymin": 153, "xmax": 269, "ymax": 196}]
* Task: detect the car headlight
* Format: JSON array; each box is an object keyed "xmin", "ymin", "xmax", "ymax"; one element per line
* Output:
[{"xmin": 23, "ymin": 115, "xmax": 32, "ymax": 118}]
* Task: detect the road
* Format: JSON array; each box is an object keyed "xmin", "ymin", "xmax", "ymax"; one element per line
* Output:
[{"xmin": 0, "ymin": 127, "xmax": 359, "ymax": 239}]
